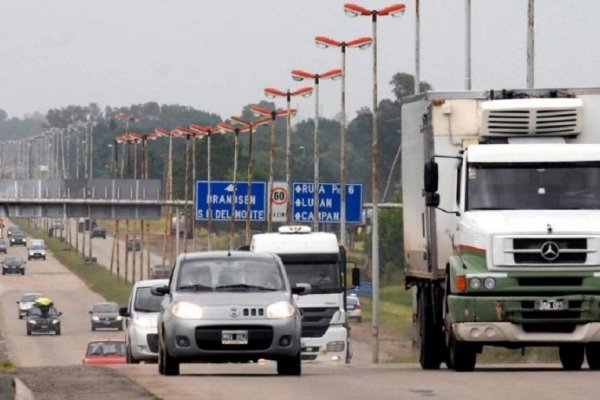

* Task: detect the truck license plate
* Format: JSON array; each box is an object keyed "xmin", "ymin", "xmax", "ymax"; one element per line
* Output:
[
  {"xmin": 222, "ymin": 330, "xmax": 248, "ymax": 345},
  {"xmin": 534, "ymin": 299, "xmax": 567, "ymax": 311}
]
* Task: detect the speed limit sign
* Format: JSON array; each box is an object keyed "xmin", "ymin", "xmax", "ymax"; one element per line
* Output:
[{"xmin": 270, "ymin": 182, "xmax": 288, "ymax": 222}]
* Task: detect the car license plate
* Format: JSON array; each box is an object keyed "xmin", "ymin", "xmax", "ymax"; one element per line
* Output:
[
  {"xmin": 221, "ymin": 330, "xmax": 248, "ymax": 345},
  {"xmin": 534, "ymin": 299, "xmax": 567, "ymax": 311}
]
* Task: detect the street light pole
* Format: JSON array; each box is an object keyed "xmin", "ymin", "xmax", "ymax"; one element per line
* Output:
[
  {"xmin": 291, "ymin": 68, "xmax": 342, "ymax": 230},
  {"xmin": 344, "ymin": 1, "xmax": 406, "ymax": 364},
  {"xmin": 250, "ymin": 105, "xmax": 298, "ymax": 232},
  {"xmin": 229, "ymin": 115, "xmax": 271, "ymax": 245},
  {"xmin": 315, "ymin": 35, "xmax": 372, "ymax": 246},
  {"xmin": 264, "ymin": 87, "xmax": 313, "ymax": 225}
]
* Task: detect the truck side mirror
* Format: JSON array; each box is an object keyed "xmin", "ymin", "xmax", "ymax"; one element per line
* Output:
[
  {"xmin": 352, "ymin": 267, "xmax": 360, "ymax": 287},
  {"xmin": 424, "ymin": 160, "xmax": 439, "ymax": 193}
]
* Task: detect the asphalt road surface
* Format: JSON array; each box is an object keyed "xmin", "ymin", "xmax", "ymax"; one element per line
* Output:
[{"xmin": 1, "ymin": 219, "xmax": 599, "ymax": 400}]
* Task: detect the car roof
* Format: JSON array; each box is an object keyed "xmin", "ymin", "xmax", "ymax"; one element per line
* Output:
[
  {"xmin": 177, "ymin": 250, "xmax": 279, "ymax": 262},
  {"xmin": 93, "ymin": 302, "xmax": 118, "ymax": 307},
  {"xmin": 21, "ymin": 292, "xmax": 42, "ymax": 297}
]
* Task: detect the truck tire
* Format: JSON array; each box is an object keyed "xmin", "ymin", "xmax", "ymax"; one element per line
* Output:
[
  {"xmin": 586, "ymin": 343, "xmax": 600, "ymax": 370},
  {"xmin": 559, "ymin": 344, "xmax": 584, "ymax": 370},
  {"xmin": 418, "ymin": 286, "xmax": 443, "ymax": 370},
  {"xmin": 448, "ymin": 336, "xmax": 477, "ymax": 372}
]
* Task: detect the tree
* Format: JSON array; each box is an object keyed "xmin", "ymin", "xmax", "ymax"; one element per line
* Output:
[
  {"xmin": 389, "ymin": 72, "xmax": 433, "ymax": 101},
  {"xmin": 0, "ymin": 109, "xmax": 7, "ymax": 122}
]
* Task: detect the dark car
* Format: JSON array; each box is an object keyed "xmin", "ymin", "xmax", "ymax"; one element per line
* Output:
[
  {"xmin": 26, "ymin": 299, "xmax": 61, "ymax": 335},
  {"xmin": 89, "ymin": 302, "xmax": 123, "ymax": 331},
  {"xmin": 9, "ymin": 232, "xmax": 26, "ymax": 246},
  {"xmin": 2, "ymin": 256, "xmax": 26, "ymax": 275},
  {"xmin": 6, "ymin": 226, "xmax": 20, "ymax": 238},
  {"xmin": 0, "ymin": 239, "xmax": 7, "ymax": 254},
  {"xmin": 127, "ymin": 238, "xmax": 141, "ymax": 251},
  {"xmin": 91, "ymin": 227, "xmax": 107, "ymax": 239}
]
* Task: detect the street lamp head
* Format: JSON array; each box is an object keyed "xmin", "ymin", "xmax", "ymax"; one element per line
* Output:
[
  {"xmin": 321, "ymin": 68, "xmax": 343, "ymax": 80},
  {"xmin": 264, "ymin": 87, "xmax": 287, "ymax": 98},
  {"xmin": 250, "ymin": 105, "xmax": 273, "ymax": 118},
  {"xmin": 344, "ymin": 3, "xmax": 371, "ymax": 17},
  {"xmin": 291, "ymin": 69, "xmax": 316, "ymax": 81},
  {"xmin": 347, "ymin": 36, "xmax": 373, "ymax": 49},
  {"xmin": 315, "ymin": 36, "xmax": 341, "ymax": 49},
  {"xmin": 153, "ymin": 127, "xmax": 170, "ymax": 137},
  {"xmin": 291, "ymin": 87, "xmax": 314, "ymax": 98},
  {"xmin": 379, "ymin": 3, "xmax": 406, "ymax": 17}
]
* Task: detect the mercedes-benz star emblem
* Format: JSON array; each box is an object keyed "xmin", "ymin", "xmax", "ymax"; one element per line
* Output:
[
  {"xmin": 229, "ymin": 307, "xmax": 240, "ymax": 318},
  {"xmin": 540, "ymin": 241, "xmax": 560, "ymax": 261}
]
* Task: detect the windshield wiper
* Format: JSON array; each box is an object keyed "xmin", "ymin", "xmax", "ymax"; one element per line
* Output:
[
  {"xmin": 215, "ymin": 284, "xmax": 277, "ymax": 291},
  {"xmin": 178, "ymin": 284, "xmax": 213, "ymax": 291}
]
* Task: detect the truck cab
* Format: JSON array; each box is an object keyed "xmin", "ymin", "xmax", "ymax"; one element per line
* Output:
[{"xmin": 250, "ymin": 225, "xmax": 349, "ymax": 363}]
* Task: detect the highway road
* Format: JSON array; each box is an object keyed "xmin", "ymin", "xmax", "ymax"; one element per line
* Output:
[{"xmin": 0, "ymin": 219, "xmax": 598, "ymax": 400}]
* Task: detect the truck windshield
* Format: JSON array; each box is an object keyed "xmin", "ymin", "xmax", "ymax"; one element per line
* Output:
[
  {"xmin": 283, "ymin": 261, "xmax": 341, "ymax": 294},
  {"xmin": 467, "ymin": 163, "xmax": 600, "ymax": 210}
]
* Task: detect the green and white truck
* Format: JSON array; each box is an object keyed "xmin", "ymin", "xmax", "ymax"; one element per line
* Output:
[{"xmin": 402, "ymin": 87, "xmax": 600, "ymax": 371}]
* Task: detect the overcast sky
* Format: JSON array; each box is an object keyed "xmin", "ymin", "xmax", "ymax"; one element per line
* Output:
[{"xmin": 1, "ymin": 0, "xmax": 600, "ymax": 122}]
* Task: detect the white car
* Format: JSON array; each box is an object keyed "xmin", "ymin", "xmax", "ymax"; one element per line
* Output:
[
  {"xmin": 120, "ymin": 279, "xmax": 169, "ymax": 363},
  {"xmin": 17, "ymin": 292, "xmax": 43, "ymax": 319},
  {"xmin": 27, "ymin": 241, "xmax": 47, "ymax": 260},
  {"xmin": 346, "ymin": 296, "xmax": 363, "ymax": 323}
]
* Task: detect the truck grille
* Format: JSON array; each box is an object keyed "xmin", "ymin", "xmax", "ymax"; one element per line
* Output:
[
  {"xmin": 301, "ymin": 308, "xmax": 337, "ymax": 338},
  {"xmin": 511, "ymin": 238, "xmax": 587, "ymax": 264},
  {"xmin": 195, "ymin": 325, "xmax": 273, "ymax": 351}
]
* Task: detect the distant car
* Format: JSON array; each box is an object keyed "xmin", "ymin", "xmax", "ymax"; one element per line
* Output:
[
  {"xmin": 89, "ymin": 302, "xmax": 123, "ymax": 331},
  {"xmin": 27, "ymin": 242, "xmax": 46, "ymax": 260},
  {"xmin": 2, "ymin": 256, "xmax": 26, "ymax": 275},
  {"xmin": 6, "ymin": 226, "xmax": 21, "ymax": 238},
  {"xmin": 346, "ymin": 296, "xmax": 363, "ymax": 323},
  {"xmin": 83, "ymin": 340, "xmax": 127, "ymax": 365},
  {"xmin": 91, "ymin": 227, "xmax": 106, "ymax": 239},
  {"xmin": 26, "ymin": 298, "xmax": 61, "ymax": 335},
  {"xmin": 127, "ymin": 238, "xmax": 141, "ymax": 251},
  {"xmin": 17, "ymin": 292, "xmax": 43, "ymax": 319},
  {"xmin": 148, "ymin": 264, "xmax": 170, "ymax": 279},
  {"xmin": 9, "ymin": 231, "xmax": 26, "ymax": 246},
  {"xmin": 0, "ymin": 240, "xmax": 7, "ymax": 254},
  {"xmin": 154, "ymin": 251, "xmax": 305, "ymax": 376},
  {"xmin": 120, "ymin": 279, "xmax": 169, "ymax": 363}
]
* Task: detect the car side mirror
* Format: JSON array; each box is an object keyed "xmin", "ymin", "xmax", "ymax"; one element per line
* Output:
[
  {"xmin": 292, "ymin": 283, "xmax": 311, "ymax": 295},
  {"xmin": 119, "ymin": 307, "xmax": 130, "ymax": 317},
  {"xmin": 151, "ymin": 285, "xmax": 170, "ymax": 296},
  {"xmin": 88, "ymin": 311, "xmax": 93, "ymax": 315},
  {"xmin": 58, "ymin": 312, "xmax": 63, "ymax": 316}
]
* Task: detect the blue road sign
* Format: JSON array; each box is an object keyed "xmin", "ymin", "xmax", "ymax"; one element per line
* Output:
[
  {"xmin": 196, "ymin": 181, "xmax": 266, "ymax": 222},
  {"xmin": 351, "ymin": 282, "xmax": 373, "ymax": 297},
  {"xmin": 292, "ymin": 182, "xmax": 362, "ymax": 224}
]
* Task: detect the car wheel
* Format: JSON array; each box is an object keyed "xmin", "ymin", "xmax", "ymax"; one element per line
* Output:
[
  {"xmin": 18, "ymin": 315, "xmax": 22, "ymax": 320},
  {"xmin": 2, "ymin": 271, "xmax": 5, "ymax": 275},
  {"xmin": 55, "ymin": 327, "xmax": 61, "ymax": 336},
  {"xmin": 277, "ymin": 353, "xmax": 301, "ymax": 376},
  {"xmin": 91, "ymin": 325, "xmax": 96, "ymax": 332},
  {"xmin": 118, "ymin": 325, "xmax": 123, "ymax": 332},
  {"xmin": 26, "ymin": 328, "xmax": 31, "ymax": 336},
  {"xmin": 357, "ymin": 316, "xmax": 362, "ymax": 323},
  {"xmin": 43, "ymin": 256, "xmax": 46, "ymax": 261},
  {"xmin": 159, "ymin": 340, "xmax": 180, "ymax": 376},
  {"xmin": 21, "ymin": 270, "xmax": 25, "ymax": 276},
  {"xmin": 127, "ymin": 346, "xmax": 139, "ymax": 364}
]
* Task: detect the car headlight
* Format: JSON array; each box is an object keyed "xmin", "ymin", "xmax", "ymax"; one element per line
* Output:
[
  {"xmin": 27, "ymin": 320, "xmax": 36, "ymax": 325},
  {"xmin": 92, "ymin": 315, "xmax": 100, "ymax": 321},
  {"xmin": 172, "ymin": 302, "xmax": 203, "ymax": 319},
  {"xmin": 116, "ymin": 316, "xmax": 122, "ymax": 321},
  {"xmin": 52, "ymin": 319, "xmax": 59, "ymax": 324},
  {"xmin": 266, "ymin": 301, "xmax": 295, "ymax": 319}
]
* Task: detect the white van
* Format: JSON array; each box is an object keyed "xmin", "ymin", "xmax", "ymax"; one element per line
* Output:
[{"xmin": 120, "ymin": 279, "xmax": 169, "ymax": 363}]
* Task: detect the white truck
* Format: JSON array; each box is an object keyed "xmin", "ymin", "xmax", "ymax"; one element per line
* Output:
[
  {"xmin": 250, "ymin": 225, "xmax": 351, "ymax": 363},
  {"xmin": 402, "ymin": 88, "xmax": 600, "ymax": 371}
]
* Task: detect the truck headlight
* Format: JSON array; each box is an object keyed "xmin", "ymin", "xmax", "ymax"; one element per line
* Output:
[
  {"xmin": 267, "ymin": 301, "xmax": 295, "ymax": 319},
  {"xmin": 469, "ymin": 277, "xmax": 481, "ymax": 290},
  {"xmin": 172, "ymin": 302, "xmax": 203, "ymax": 319},
  {"xmin": 326, "ymin": 341, "xmax": 345, "ymax": 352},
  {"xmin": 483, "ymin": 277, "xmax": 496, "ymax": 290}
]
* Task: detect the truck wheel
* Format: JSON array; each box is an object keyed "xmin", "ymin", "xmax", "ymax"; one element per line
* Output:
[
  {"xmin": 277, "ymin": 353, "xmax": 301, "ymax": 376},
  {"xmin": 418, "ymin": 286, "xmax": 443, "ymax": 370},
  {"xmin": 559, "ymin": 344, "xmax": 584, "ymax": 370},
  {"xmin": 586, "ymin": 343, "xmax": 600, "ymax": 370},
  {"xmin": 159, "ymin": 341, "xmax": 180, "ymax": 376},
  {"xmin": 448, "ymin": 336, "xmax": 477, "ymax": 372}
]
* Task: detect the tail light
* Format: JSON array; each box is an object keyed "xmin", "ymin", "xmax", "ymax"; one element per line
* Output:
[{"xmin": 355, "ymin": 304, "xmax": 362, "ymax": 310}]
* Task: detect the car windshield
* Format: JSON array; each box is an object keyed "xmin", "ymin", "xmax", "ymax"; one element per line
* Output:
[
  {"xmin": 22, "ymin": 294, "xmax": 41, "ymax": 302},
  {"xmin": 30, "ymin": 245, "xmax": 44, "ymax": 250},
  {"xmin": 29, "ymin": 306, "xmax": 59, "ymax": 317},
  {"xmin": 92, "ymin": 303, "xmax": 118, "ymax": 313},
  {"xmin": 5, "ymin": 257, "xmax": 23, "ymax": 265},
  {"xmin": 467, "ymin": 163, "xmax": 600, "ymax": 210},
  {"xmin": 87, "ymin": 341, "xmax": 126, "ymax": 356},
  {"xmin": 134, "ymin": 287, "xmax": 164, "ymax": 312},
  {"xmin": 177, "ymin": 257, "xmax": 285, "ymax": 291}
]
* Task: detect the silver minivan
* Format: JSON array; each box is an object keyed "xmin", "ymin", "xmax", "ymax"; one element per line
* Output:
[{"xmin": 120, "ymin": 278, "xmax": 169, "ymax": 363}]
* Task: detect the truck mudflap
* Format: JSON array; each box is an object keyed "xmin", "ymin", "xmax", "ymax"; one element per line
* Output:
[{"xmin": 448, "ymin": 294, "xmax": 600, "ymax": 342}]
